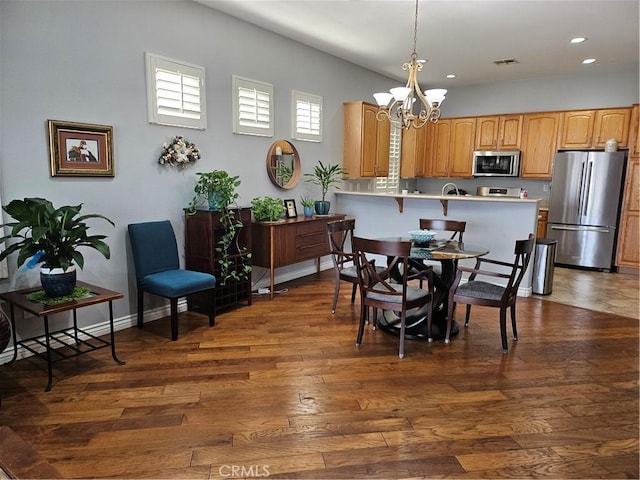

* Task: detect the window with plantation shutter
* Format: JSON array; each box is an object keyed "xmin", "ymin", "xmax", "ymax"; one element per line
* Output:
[
  {"xmin": 145, "ymin": 52, "xmax": 206, "ymax": 130},
  {"xmin": 292, "ymin": 90, "xmax": 322, "ymax": 142},
  {"xmin": 232, "ymin": 76, "xmax": 274, "ymax": 137},
  {"xmin": 375, "ymin": 124, "xmax": 401, "ymax": 192}
]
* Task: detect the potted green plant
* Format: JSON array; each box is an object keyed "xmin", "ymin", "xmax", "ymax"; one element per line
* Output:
[
  {"xmin": 0, "ymin": 197, "xmax": 114, "ymax": 297},
  {"xmin": 300, "ymin": 197, "xmax": 315, "ymax": 217},
  {"xmin": 304, "ymin": 161, "xmax": 348, "ymax": 215},
  {"xmin": 187, "ymin": 170, "xmax": 241, "ymax": 213},
  {"xmin": 251, "ymin": 196, "xmax": 286, "ymax": 222},
  {"xmin": 187, "ymin": 170, "xmax": 251, "ymax": 286}
]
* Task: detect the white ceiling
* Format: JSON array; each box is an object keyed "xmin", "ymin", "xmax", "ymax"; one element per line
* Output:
[{"xmin": 194, "ymin": 0, "xmax": 639, "ymax": 88}]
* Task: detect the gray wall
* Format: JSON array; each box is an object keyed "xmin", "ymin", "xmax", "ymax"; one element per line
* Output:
[
  {"xmin": 0, "ymin": 0, "xmax": 395, "ymax": 325},
  {"xmin": 441, "ymin": 69, "xmax": 639, "ymax": 117},
  {"xmin": 0, "ymin": 0, "xmax": 638, "ymax": 330}
]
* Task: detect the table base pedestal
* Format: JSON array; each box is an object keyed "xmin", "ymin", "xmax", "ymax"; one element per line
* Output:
[{"xmin": 376, "ymin": 305, "xmax": 460, "ymax": 341}]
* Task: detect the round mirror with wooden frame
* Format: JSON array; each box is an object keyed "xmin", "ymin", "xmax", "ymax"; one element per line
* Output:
[{"xmin": 266, "ymin": 140, "xmax": 301, "ymax": 189}]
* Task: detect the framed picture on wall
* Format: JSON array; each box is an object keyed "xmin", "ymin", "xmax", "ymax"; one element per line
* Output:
[
  {"xmin": 48, "ymin": 120, "xmax": 114, "ymax": 177},
  {"xmin": 284, "ymin": 199, "xmax": 297, "ymax": 218}
]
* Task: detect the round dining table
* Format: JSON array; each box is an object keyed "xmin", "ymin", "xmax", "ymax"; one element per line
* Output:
[{"xmin": 377, "ymin": 238, "xmax": 489, "ymax": 341}]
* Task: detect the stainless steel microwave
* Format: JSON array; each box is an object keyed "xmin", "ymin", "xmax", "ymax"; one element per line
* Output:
[{"xmin": 472, "ymin": 151, "xmax": 520, "ymax": 177}]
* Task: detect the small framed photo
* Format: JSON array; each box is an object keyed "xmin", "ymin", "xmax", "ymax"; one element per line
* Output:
[
  {"xmin": 284, "ymin": 199, "xmax": 297, "ymax": 218},
  {"xmin": 48, "ymin": 120, "xmax": 114, "ymax": 177}
]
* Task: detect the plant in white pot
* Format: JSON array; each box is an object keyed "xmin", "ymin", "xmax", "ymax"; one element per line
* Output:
[
  {"xmin": 0, "ymin": 197, "xmax": 114, "ymax": 297},
  {"xmin": 304, "ymin": 161, "xmax": 347, "ymax": 215}
]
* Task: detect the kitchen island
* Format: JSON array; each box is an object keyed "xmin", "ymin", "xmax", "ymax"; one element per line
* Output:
[{"xmin": 334, "ymin": 191, "xmax": 541, "ymax": 295}]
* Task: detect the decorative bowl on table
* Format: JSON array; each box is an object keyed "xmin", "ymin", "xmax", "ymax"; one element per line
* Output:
[{"xmin": 408, "ymin": 229, "xmax": 436, "ymax": 244}]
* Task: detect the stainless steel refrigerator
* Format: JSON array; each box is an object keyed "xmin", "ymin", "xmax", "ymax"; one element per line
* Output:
[{"xmin": 547, "ymin": 151, "xmax": 626, "ymax": 271}]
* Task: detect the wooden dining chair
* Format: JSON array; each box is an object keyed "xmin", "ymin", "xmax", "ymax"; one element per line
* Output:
[
  {"xmin": 352, "ymin": 236, "xmax": 434, "ymax": 358},
  {"xmin": 326, "ymin": 218, "xmax": 358, "ymax": 314},
  {"xmin": 326, "ymin": 218, "xmax": 387, "ymax": 313},
  {"xmin": 446, "ymin": 233, "xmax": 535, "ymax": 353}
]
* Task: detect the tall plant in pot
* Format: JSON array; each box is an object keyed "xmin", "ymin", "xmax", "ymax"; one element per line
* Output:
[
  {"xmin": 304, "ymin": 161, "xmax": 348, "ymax": 215},
  {"xmin": 187, "ymin": 170, "xmax": 251, "ymax": 285},
  {"xmin": 0, "ymin": 197, "xmax": 114, "ymax": 297}
]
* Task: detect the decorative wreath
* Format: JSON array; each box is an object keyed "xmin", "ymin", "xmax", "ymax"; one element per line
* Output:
[{"xmin": 158, "ymin": 135, "xmax": 200, "ymax": 167}]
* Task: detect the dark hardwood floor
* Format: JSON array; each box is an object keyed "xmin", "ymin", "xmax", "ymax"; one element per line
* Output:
[{"xmin": 0, "ymin": 270, "xmax": 638, "ymax": 479}]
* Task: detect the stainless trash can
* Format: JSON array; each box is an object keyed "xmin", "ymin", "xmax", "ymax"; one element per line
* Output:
[{"xmin": 532, "ymin": 238, "xmax": 557, "ymax": 295}]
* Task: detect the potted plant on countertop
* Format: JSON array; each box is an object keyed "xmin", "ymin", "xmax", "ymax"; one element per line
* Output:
[
  {"xmin": 251, "ymin": 196, "xmax": 286, "ymax": 222},
  {"xmin": 300, "ymin": 197, "xmax": 315, "ymax": 217},
  {"xmin": 187, "ymin": 170, "xmax": 251, "ymax": 285},
  {"xmin": 304, "ymin": 161, "xmax": 348, "ymax": 215},
  {"xmin": 0, "ymin": 197, "xmax": 114, "ymax": 297}
]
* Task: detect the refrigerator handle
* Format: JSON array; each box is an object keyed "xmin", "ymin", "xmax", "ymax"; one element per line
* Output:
[
  {"xmin": 577, "ymin": 160, "xmax": 587, "ymax": 217},
  {"xmin": 582, "ymin": 160, "xmax": 593, "ymax": 217},
  {"xmin": 549, "ymin": 225, "xmax": 610, "ymax": 233}
]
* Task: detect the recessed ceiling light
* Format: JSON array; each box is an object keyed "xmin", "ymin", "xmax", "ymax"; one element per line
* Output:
[
  {"xmin": 582, "ymin": 58, "xmax": 596, "ymax": 64},
  {"xmin": 571, "ymin": 37, "xmax": 587, "ymax": 44},
  {"xmin": 446, "ymin": 74, "xmax": 456, "ymax": 79}
]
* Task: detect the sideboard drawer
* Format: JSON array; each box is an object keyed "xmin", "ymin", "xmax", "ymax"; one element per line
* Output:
[{"xmin": 295, "ymin": 222, "xmax": 328, "ymax": 261}]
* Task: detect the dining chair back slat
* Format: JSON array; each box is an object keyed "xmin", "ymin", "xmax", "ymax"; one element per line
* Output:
[{"xmin": 419, "ymin": 219, "xmax": 466, "ymax": 242}]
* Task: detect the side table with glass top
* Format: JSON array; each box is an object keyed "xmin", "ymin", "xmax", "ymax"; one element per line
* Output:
[{"xmin": 0, "ymin": 281, "xmax": 125, "ymax": 391}]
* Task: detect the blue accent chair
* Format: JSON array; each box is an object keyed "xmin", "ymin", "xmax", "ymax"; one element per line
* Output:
[{"xmin": 128, "ymin": 220, "xmax": 216, "ymax": 341}]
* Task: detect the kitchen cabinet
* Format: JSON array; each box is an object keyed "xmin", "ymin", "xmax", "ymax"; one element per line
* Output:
[
  {"xmin": 629, "ymin": 104, "xmax": 639, "ymax": 157},
  {"xmin": 520, "ymin": 112, "xmax": 561, "ymax": 178},
  {"xmin": 558, "ymin": 108, "xmax": 631, "ymax": 149},
  {"xmin": 616, "ymin": 155, "xmax": 639, "ymax": 272},
  {"xmin": 343, "ymin": 101, "xmax": 390, "ymax": 178},
  {"xmin": 426, "ymin": 119, "xmax": 451, "ymax": 177},
  {"xmin": 185, "ymin": 208, "xmax": 252, "ymax": 313},
  {"xmin": 427, "ymin": 117, "xmax": 475, "ymax": 178},
  {"xmin": 475, "ymin": 114, "xmax": 523, "ymax": 150},
  {"xmin": 400, "ymin": 124, "xmax": 427, "ymax": 177},
  {"xmin": 536, "ymin": 209, "xmax": 548, "ymax": 238}
]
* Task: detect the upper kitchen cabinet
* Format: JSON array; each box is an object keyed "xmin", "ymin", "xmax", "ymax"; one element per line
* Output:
[
  {"xmin": 343, "ymin": 101, "xmax": 390, "ymax": 178},
  {"xmin": 558, "ymin": 108, "xmax": 631, "ymax": 150},
  {"xmin": 475, "ymin": 114, "xmax": 523, "ymax": 150},
  {"xmin": 520, "ymin": 112, "xmax": 561, "ymax": 178},
  {"xmin": 428, "ymin": 118, "xmax": 475, "ymax": 178},
  {"xmin": 425, "ymin": 119, "xmax": 451, "ymax": 177},
  {"xmin": 400, "ymin": 124, "xmax": 427, "ymax": 177}
]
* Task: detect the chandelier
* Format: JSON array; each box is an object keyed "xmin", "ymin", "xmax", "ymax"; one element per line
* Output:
[{"xmin": 373, "ymin": 0, "xmax": 447, "ymax": 130}]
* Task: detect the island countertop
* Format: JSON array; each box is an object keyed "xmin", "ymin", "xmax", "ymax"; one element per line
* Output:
[{"xmin": 335, "ymin": 190, "xmax": 542, "ymax": 204}]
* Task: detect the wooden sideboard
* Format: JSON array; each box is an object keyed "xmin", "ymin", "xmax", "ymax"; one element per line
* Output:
[{"xmin": 252, "ymin": 214, "xmax": 346, "ymax": 299}]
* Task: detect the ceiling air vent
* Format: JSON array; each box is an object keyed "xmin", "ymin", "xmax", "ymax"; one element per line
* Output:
[{"xmin": 493, "ymin": 58, "xmax": 520, "ymax": 66}]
